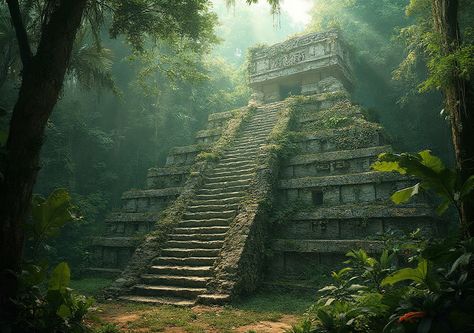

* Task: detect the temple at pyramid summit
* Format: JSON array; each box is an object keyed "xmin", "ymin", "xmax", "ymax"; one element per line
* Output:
[{"xmin": 89, "ymin": 30, "xmax": 439, "ymax": 305}]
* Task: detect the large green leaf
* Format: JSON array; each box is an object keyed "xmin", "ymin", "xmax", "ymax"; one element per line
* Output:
[
  {"xmin": 48, "ymin": 262, "xmax": 71, "ymax": 291},
  {"xmin": 390, "ymin": 183, "xmax": 420, "ymax": 204},
  {"xmin": 448, "ymin": 253, "xmax": 472, "ymax": 275},
  {"xmin": 29, "ymin": 189, "xmax": 76, "ymax": 239},
  {"xmin": 435, "ymin": 198, "xmax": 451, "ymax": 216},
  {"xmin": 381, "ymin": 259, "xmax": 428, "ymax": 286},
  {"xmin": 317, "ymin": 309, "xmax": 334, "ymax": 328},
  {"xmin": 371, "ymin": 153, "xmax": 407, "ymax": 174},
  {"xmin": 460, "ymin": 175, "xmax": 474, "ymax": 199},
  {"xmin": 372, "ymin": 150, "xmax": 458, "ymax": 209},
  {"xmin": 57, "ymin": 304, "xmax": 72, "ymax": 319},
  {"xmin": 418, "ymin": 150, "xmax": 445, "ymax": 173}
]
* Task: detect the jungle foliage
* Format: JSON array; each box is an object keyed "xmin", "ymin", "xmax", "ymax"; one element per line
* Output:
[
  {"xmin": 289, "ymin": 237, "xmax": 474, "ymax": 333},
  {"xmin": 306, "ymin": 0, "xmax": 472, "ymax": 160},
  {"xmin": 5, "ymin": 189, "xmax": 94, "ymax": 333}
]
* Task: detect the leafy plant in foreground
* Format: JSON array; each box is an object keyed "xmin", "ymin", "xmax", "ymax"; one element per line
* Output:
[
  {"xmin": 288, "ymin": 240, "xmax": 474, "ymax": 333},
  {"xmin": 2, "ymin": 189, "xmax": 93, "ymax": 333},
  {"xmin": 381, "ymin": 237, "xmax": 474, "ymax": 333},
  {"xmin": 371, "ymin": 150, "xmax": 474, "ymax": 230}
]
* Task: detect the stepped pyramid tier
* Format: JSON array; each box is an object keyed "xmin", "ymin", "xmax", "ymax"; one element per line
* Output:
[
  {"xmin": 88, "ymin": 110, "xmax": 239, "ymax": 275},
  {"xmin": 95, "ymin": 30, "xmax": 438, "ymax": 305},
  {"xmin": 107, "ymin": 101, "xmax": 291, "ymax": 305}
]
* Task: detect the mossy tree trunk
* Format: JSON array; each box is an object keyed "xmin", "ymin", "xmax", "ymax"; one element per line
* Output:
[
  {"xmin": 431, "ymin": 0, "xmax": 474, "ymax": 237},
  {"xmin": 0, "ymin": 0, "xmax": 87, "ymax": 317}
]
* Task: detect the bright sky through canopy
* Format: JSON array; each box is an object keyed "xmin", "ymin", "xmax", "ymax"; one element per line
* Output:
[
  {"xmin": 211, "ymin": 0, "xmax": 314, "ymax": 63},
  {"xmin": 281, "ymin": 0, "xmax": 313, "ymax": 26}
]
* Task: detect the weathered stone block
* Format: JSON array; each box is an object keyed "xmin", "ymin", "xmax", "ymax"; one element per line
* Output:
[
  {"xmin": 321, "ymin": 187, "xmax": 340, "ymax": 205},
  {"xmin": 293, "ymin": 164, "xmax": 316, "ymax": 177},
  {"xmin": 282, "ymin": 165, "xmax": 294, "ymax": 178},
  {"xmin": 358, "ymin": 184, "xmax": 376, "ymax": 202},
  {"xmin": 341, "ymin": 185, "xmax": 356, "ymax": 203},
  {"xmin": 339, "ymin": 218, "xmax": 383, "ymax": 238},
  {"xmin": 146, "ymin": 166, "xmax": 190, "ymax": 189}
]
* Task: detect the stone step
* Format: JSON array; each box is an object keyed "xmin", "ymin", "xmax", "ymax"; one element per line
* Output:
[
  {"xmin": 194, "ymin": 191, "xmax": 245, "ymax": 201},
  {"xmin": 210, "ymin": 167, "xmax": 255, "ymax": 178},
  {"xmin": 240, "ymin": 125, "xmax": 275, "ymax": 133},
  {"xmin": 222, "ymin": 150, "xmax": 259, "ymax": 158},
  {"xmin": 246, "ymin": 116, "xmax": 277, "ymax": 123},
  {"xmin": 133, "ymin": 284, "xmax": 206, "ymax": 299},
  {"xmin": 244, "ymin": 118, "xmax": 276, "ymax": 125},
  {"xmin": 211, "ymin": 164, "xmax": 257, "ymax": 174},
  {"xmin": 141, "ymin": 274, "xmax": 209, "ymax": 288},
  {"xmin": 165, "ymin": 240, "xmax": 224, "ymax": 249},
  {"xmin": 231, "ymin": 141, "xmax": 267, "ymax": 149},
  {"xmin": 178, "ymin": 218, "xmax": 232, "ymax": 228},
  {"xmin": 182, "ymin": 210, "xmax": 235, "ymax": 220},
  {"xmin": 216, "ymin": 159, "xmax": 257, "ymax": 168},
  {"xmin": 236, "ymin": 131, "xmax": 269, "ymax": 138},
  {"xmin": 239, "ymin": 129, "xmax": 273, "ymax": 136},
  {"xmin": 242, "ymin": 121, "xmax": 275, "ymax": 128},
  {"xmin": 161, "ymin": 248, "xmax": 220, "ymax": 257},
  {"xmin": 190, "ymin": 196, "xmax": 242, "ymax": 206},
  {"xmin": 224, "ymin": 145, "xmax": 261, "ymax": 153},
  {"xmin": 155, "ymin": 256, "xmax": 217, "ymax": 266},
  {"xmin": 149, "ymin": 265, "xmax": 212, "ymax": 277},
  {"xmin": 198, "ymin": 184, "xmax": 249, "ymax": 194},
  {"xmin": 170, "ymin": 233, "xmax": 227, "ymax": 241},
  {"xmin": 234, "ymin": 135, "xmax": 268, "ymax": 143},
  {"xmin": 119, "ymin": 295, "xmax": 195, "ymax": 307},
  {"xmin": 205, "ymin": 173, "xmax": 254, "ymax": 183},
  {"xmin": 173, "ymin": 226, "xmax": 230, "ymax": 235},
  {"xmin": 218, "ymin": 155, "xmax": 257, "ymax": 164},
  {"xmin": 197, "ymin": 293, "xmax": 231, "ymax": 305},
  {"xmin": 187, "ymin": 203, "xmax": 240, "ymax": 212},
  {"xmin": 203, "ymin": 178, "xmax": 252, "ymax": 189},
  {"xmin": 221, "ymin": 151, "xmax": 259, "ymax": 159}
]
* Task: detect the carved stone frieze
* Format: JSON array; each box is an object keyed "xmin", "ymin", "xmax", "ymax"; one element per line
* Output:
[{"xmin": 248, "ymin": 30, "xmax": 353, "ymax": 97}]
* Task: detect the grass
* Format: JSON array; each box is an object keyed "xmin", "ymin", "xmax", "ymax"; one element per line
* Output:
[
  {"xmin": 71, "ymin": 277, "xmax": 113, "ymax": 296},
  {"xmin": 74, "ymin": 277, "xmax": 316, "ymax": 332},
  {"xmin": 88, "ymin": 290, "xmax": 312, "ymax": 332},
  {"xmin": 233, "ymin": 290, "xmax": 314, "ymax": 315}
]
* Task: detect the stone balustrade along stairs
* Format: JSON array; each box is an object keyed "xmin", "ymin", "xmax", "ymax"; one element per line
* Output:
[{"xmin": 120, "ymin": 102, "xmax": 282, "ymax": 306}]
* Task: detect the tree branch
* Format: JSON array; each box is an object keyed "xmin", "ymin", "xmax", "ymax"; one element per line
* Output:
[{"xmin": 6, "ymin": 0, "xmax": 33, "ymax": 68}]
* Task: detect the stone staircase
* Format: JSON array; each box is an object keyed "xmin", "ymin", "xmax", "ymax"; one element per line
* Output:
[{"xmin": 119, "ymin": 103, "xmax": 280, "ymax": 305}]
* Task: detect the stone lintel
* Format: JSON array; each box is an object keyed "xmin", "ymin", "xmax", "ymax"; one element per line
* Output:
[
  {"xmin": 271, "ymin": 239, "xmax": 384, "ymax": 253},
  {"xmin": 121, "ymin": 187, "xmax": 182, "ymax": 200},
  {"xmin": 286, "ymin": 146, "xmax": 391, "ymax": 166},
  {"xmin": 92, "ymin": 236, "xmax": 140, "ymax": 247},
  {"xmin": 291, "ymin": 204, "xmax": 434, "ymax": 220},
  {"xmin": 278, "ymin": 171, "xmax": 406, "ymax": 189},
  {"xmin": 147, "ymin": 166, "xmax": 191, "ymax": 177}
]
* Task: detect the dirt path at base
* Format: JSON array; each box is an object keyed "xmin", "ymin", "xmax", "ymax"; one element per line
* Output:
[
  {"xmin": 234, "ymin": 315, "xmax": 297, "ymax": 333},
  {"xmin": 90, "ymin": 302, "xmax": 299, "ymax": 333}
]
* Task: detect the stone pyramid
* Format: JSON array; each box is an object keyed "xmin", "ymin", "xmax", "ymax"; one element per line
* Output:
[{"xmin": 90, "ymin": 30, "xmax": 438, "ymax": 305}]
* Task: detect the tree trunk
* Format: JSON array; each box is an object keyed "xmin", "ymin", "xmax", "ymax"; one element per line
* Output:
[
  {"xmin": 0, "ymin": 0, "xmax": 87, "ymax": 319},
  {"xmin": 431, "ymin": 0, "xmax": 474, "ymax": 237}
]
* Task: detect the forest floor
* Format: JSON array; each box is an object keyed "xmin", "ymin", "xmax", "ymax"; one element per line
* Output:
[{"xmin": 72, "ymin": 278, "xmax": 314, "ymax": 333}]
